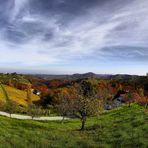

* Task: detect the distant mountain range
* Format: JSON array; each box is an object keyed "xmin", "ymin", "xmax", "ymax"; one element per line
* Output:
[{"xmin": 34, "ymin": 72, "xmax": 139, "ymax": 80}]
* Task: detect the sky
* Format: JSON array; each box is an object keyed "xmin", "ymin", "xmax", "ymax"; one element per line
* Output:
[{"xmin": 0, "ymin": 0, "xmax": 148, "ymax": 75}]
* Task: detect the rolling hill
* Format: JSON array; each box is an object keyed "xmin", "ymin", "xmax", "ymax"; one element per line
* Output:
[{"xmin": 0, "ymin": 84, "xmax": 40, "ymax": 106}]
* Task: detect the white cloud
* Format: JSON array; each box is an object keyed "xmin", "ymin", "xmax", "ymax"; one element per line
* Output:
[
  {"xmin": 0, "ymin": 0, "xmax": 148, "ymax": 74},
  {"xmin": 21, "ymin": 14, "xmax": 39, "ymax": 23},
  {"xmin": 11, "ymin": 0, "xmax": 29, "ymax": 21},
  {"xmin": 106, "ymin": 0, "xmax": 148, "ymax": 47}
]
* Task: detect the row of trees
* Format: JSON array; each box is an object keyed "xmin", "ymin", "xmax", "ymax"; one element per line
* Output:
[{"xmin": 0, "ymin": 101, "xmax": 51, "ymax": 119}]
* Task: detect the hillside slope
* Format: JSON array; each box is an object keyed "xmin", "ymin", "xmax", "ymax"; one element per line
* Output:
[
  {"xmin": 0, "ymin": 104, "xmax": 147, "ymax": 147},
  {"xmin": 0, "ymin": 85, "xmax": 40, "ymax": 106},
  {"xmin": 0, "ymin": 85, "xmax": 6, "ymax": 102}
]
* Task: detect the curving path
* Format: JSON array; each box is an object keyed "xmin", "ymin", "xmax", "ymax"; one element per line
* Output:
[{"xmin": 0, "ymin": 111, "xmax": 70, "ymax": 121}]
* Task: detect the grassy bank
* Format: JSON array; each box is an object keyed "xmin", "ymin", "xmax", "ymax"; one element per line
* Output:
[
  {"xmin": 0, "ymin": 85, "xmax": 40, "ymax": 106},
  {"xmin": 0, "ymin": 104, "xmax": 147, "ymax": 148}
]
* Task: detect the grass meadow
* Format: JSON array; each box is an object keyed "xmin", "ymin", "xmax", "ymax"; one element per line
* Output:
[{"xmin": 0, "ymin": 104, "xmax": 147, "ymax": 148}]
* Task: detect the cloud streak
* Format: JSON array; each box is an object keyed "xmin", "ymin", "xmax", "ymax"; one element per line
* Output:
[{"xmin": 0, "ymin": 0, "xmax": 148, "ymax": 74}]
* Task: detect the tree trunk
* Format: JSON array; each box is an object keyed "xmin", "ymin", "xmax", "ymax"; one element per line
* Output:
[
  {"xmin": 81, "ymin": 116, "xmax": 86, "ymax": 130},
  {"xmin": 128, "ymin": 102, "xmax": 131, "ymax": 107},
  {"xmin": 61, "ymin": 116, "xmax": 65, "ymax": 124},
  {"xmin": 145, "ymin": 102, "xmax": 148, "ymax": 109}
]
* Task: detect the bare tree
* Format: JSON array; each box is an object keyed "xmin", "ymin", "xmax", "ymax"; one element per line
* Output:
[
  {"xmin": 55, "ymin": 97, "xmax": 70, "ymax": 123},
  {"xmin": 2, "ymin": 100, "xmax": 17, "ymax": 118},
  {"xmin": 27, "ymin": 104, "xmax": 42, "ymax": 119}
]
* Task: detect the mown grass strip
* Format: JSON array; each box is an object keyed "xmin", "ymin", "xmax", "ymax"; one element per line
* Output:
[
  {"xmin": 0, "ymin": 84, "xmax": 10, "ymax": 101},
  {"xmin": 0, "ymin": 83, "xmax": 6, "ymax": 101}
]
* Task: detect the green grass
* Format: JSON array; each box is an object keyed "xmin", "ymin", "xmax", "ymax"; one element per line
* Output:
[{"xmin": 0, "ymin": 104, "xmax": 147, "ymax": 148}]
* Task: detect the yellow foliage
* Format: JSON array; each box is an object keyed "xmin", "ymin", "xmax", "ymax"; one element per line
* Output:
[
  {"xmin": 0, "ymin": 85, "xmax": 40, "ymax": 106},
  {"xmin": 0, "ymin": 85, "xmax": 5, "ymax": 101}
]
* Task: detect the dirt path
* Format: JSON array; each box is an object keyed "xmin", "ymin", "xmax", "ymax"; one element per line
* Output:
[{"xmin": 0, "ymin": 111, "xmax": 70, "ymax": 121}]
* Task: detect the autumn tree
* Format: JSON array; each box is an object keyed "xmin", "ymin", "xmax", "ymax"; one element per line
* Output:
[
  {"xmin": 2, "ymin": 100, "xmax": 18, "ymax": 118},
  {"xmin": 55, "ymin": 87, "xmax": 76, "ymax": 122},
  {"xmin": 27, "ymin": 104, "xmax": 42, "ymax": 119},
  {"xmin": 74, "ymin": 94, "xmax": 101, "ymax": 130},
  {"xmin": 55, "ymin": 93, "xmax": 72, "ymax": 123},
  {"xmin": 126, "ymin": 91, "xmax": 133, "ymax": 107},
  {"xmin": 137, "ymin": 88, "xmax": 148, "ymax": 109},
  {"xmin": 73, "ymin": 81, "xmax": 103, "ymax": 130}
]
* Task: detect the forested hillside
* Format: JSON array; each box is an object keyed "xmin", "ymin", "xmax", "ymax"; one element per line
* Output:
[{"xmin": 0, "ymin": 73, "xmax": 148, "ymax": 116}]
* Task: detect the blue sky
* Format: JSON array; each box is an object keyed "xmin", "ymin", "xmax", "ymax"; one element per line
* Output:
[{"xmin": 0, "ymin": 0, "xmax": 148, "ymax": 75}]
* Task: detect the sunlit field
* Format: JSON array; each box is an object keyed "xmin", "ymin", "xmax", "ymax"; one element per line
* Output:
[{"xmin": 0, "ymin": 104, "xmax": 147, "ymax": 148}]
